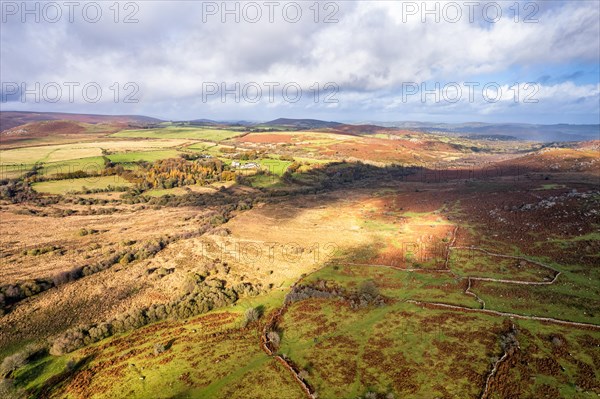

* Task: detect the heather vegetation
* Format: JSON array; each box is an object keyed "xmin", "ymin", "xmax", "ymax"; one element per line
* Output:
[{"xmin": 1, "ymin": 120, "xmax": 599, "ymax": 398}]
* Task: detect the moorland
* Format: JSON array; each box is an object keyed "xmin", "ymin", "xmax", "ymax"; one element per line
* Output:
[{"xmin": 0, "ymin": 112, "xmax": 599, "ymax": 399}]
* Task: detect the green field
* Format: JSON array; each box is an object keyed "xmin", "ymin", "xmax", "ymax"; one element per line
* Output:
[
  {"xmin": 32, "ymin": 176, "xmax": 132, "ymax": 195},
  {"xmin": 185, "ymin": 142, "xmax": 221, "ymax": 152},
  {"xmin": 39, "ymin": 156, "xmax": 106, "ymax": 177},
  {"xmin": 111, "ymin": 127, "xmax": 243, "ymax": 142},
  {"xmin": 1, "ymin": 147, "xmax": 183, "ymax": 180},
  {"xmin": 106, "ymin": 150, "xmax": 181, "ymax": 164},
  {"xmin": 0, "ymin": 140, "xmax": 186, "ymax": 166},
  {"xmin": 256, "ymin": 158, "xmax": 293, "ymax": 176},
  {"xmin": 246, "ymin": 174, "xmax": 285, "ymax": 188}
]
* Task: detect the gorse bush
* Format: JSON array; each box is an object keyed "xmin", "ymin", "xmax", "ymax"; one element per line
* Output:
[
  {"xmin": 284, "ymin": 284, "xmax": 339, "ymax": 304},
  {"xmin": 0, "ymin": 280, "xmax": 53, "ymax": 311}
]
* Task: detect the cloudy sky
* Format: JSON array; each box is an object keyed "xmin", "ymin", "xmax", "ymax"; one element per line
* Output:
[{"xmin": 1, "ymin": 0, "xmax": 599, "ymax": 123}]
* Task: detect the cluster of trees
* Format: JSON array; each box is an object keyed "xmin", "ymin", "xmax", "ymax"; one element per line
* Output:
[
  {"xmin": 68, "ymin": 185, "xmax": 130, "ymax": 195},
  {"xmin": 0, "ymin": 280, "xmax": 53, "ymax": 315},
  {"xmin": 50, "ymin": 278, "xmax": 262, "ymax": 355},
  {"xmin": 122, "ymin": 161, "xmax": 414, "ymax": 204},
  {"xmin": 236, "ymin": 150, "xmax": 259, "ymax": 160},
  {"xmin": 347, "ymin": 280, "xmax": 385, "ymax": 309},
  {"xmin": 218, "ymin": 148, "xmax": 268, "ymax": 160},
  {"xmin": 284, "ymin": 281, "xmax": 340, "ymax": 305},
  {"xmin": 122, "ymin": 185, "xmax": 256, "ymax": 212},
  {"xmin": 0, "ymin": 179, "xmax": 39, "ymax": 203},
  {"xmin": 0, "ymin": 164, "xmax": 60, "ymax": 205},
  {"xmin": 0, "ymin": 344, "xmax": 44, "ymax": 377},
  {"xmin": 133, "ymin": 158, "xmax": 237, "ymax": 191},
  {"xmin": 284, "ymin": 279, "xmax": 384, "ymax": 309},
  {"xmin": 179, "ymin": 153, "xmax": 208, "ymax": 161}
]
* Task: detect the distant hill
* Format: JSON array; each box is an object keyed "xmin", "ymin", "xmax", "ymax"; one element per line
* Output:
[
  {"xmin": 334, "ymin": 124, "xmax": 391, "ymax": 135},
  {"xmin": 187, "ymin": 119, "xmax": 220, "ymax": 126},
  {"xmin": 3, "ymin": 112, "xmax": 598, "ymax": 143},
  {"xmin": 0, "ymin": 111, "xmax": 162, "ymax": 132},
  {"xmin": 362, "ymin": 121, "xmax": 600, "ymax": 142},
  {"xmin": 261, "ymin": 118, "xmax": 344, "ymax": 129},
  {"xmin": 460, "ymin": 134, "xmax": 520, "ymax": 141}
]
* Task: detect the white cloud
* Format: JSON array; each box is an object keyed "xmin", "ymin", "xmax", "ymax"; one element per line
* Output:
[{"xmin": 1, "ymin": 0, "xmax": 598, "ymax": 123}]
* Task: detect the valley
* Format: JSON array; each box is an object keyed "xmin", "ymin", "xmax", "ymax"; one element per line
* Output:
[{"xmin": 0, "ymin": 114, "xmax": 599, "ymax": 399}]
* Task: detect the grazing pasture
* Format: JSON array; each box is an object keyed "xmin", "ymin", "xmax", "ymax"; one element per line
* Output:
[{"xmin": 111, "ymin": 127, "xmax": 243, "ymax": 142}]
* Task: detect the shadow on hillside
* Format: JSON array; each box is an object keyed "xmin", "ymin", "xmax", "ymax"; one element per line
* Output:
[
  {"xmin": 29, "ymin": 355, "xmax": 95, "ymax": 398},
  {"xmin": 139, "ymin": 160, "xmax": 597, "ymax": 224}
]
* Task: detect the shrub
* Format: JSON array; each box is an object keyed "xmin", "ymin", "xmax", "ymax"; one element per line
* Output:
[
  {"xmin": 1, "ymin": 345, "xmax": 45, "ymax": 376},
  {"xmin": 52, "ymin": 268, "xmax": 81, "ymax": 286},
  {"xmin": 3, "ymin": 285, "xmax": 21, "ymax": 299},
  {"xmin": 0, "ymin": 352, "xmax": 28, "ymax": 375},
  {"xmin": 244, "ymin": 307, "xmax": 261, "ymax": 325},
  {"xmin": 87, "ymin": 323, "xmax": 112, "ymax": 342},
  {"xmin": 500, "ymin": 325, "xmax": 519, "ymax": 352},
  {"xmin": 50, "ymin": 329, "xmax": 86, "ymax": 356},
  {"xmin": 153, "ymin": 343, "xmax": 166, "ymax": 356},
  {"xmin": 155, "ymin": 267, "xmax": 173, "ymax": 278},
  {"xmin": 284, "ymin": 284, "xmax": 338, "ymax": 304},
  {"xmin": 298, "ymin": 369, "xmax": 309, "ymax": 380},
  {"xmin": 119, "ymin": 252, "xmax": 135, "ymax": 265},
  {"xmin": 65, "ymin": 360, "xmax": 77, "ymax": 371},
  {"xmin": 358, "ymin": 280, "xmax": 379, "ymax": 298},
  {"xmin": 267, "ymin": 331, "xmax": 280, "ymax": 348}
]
